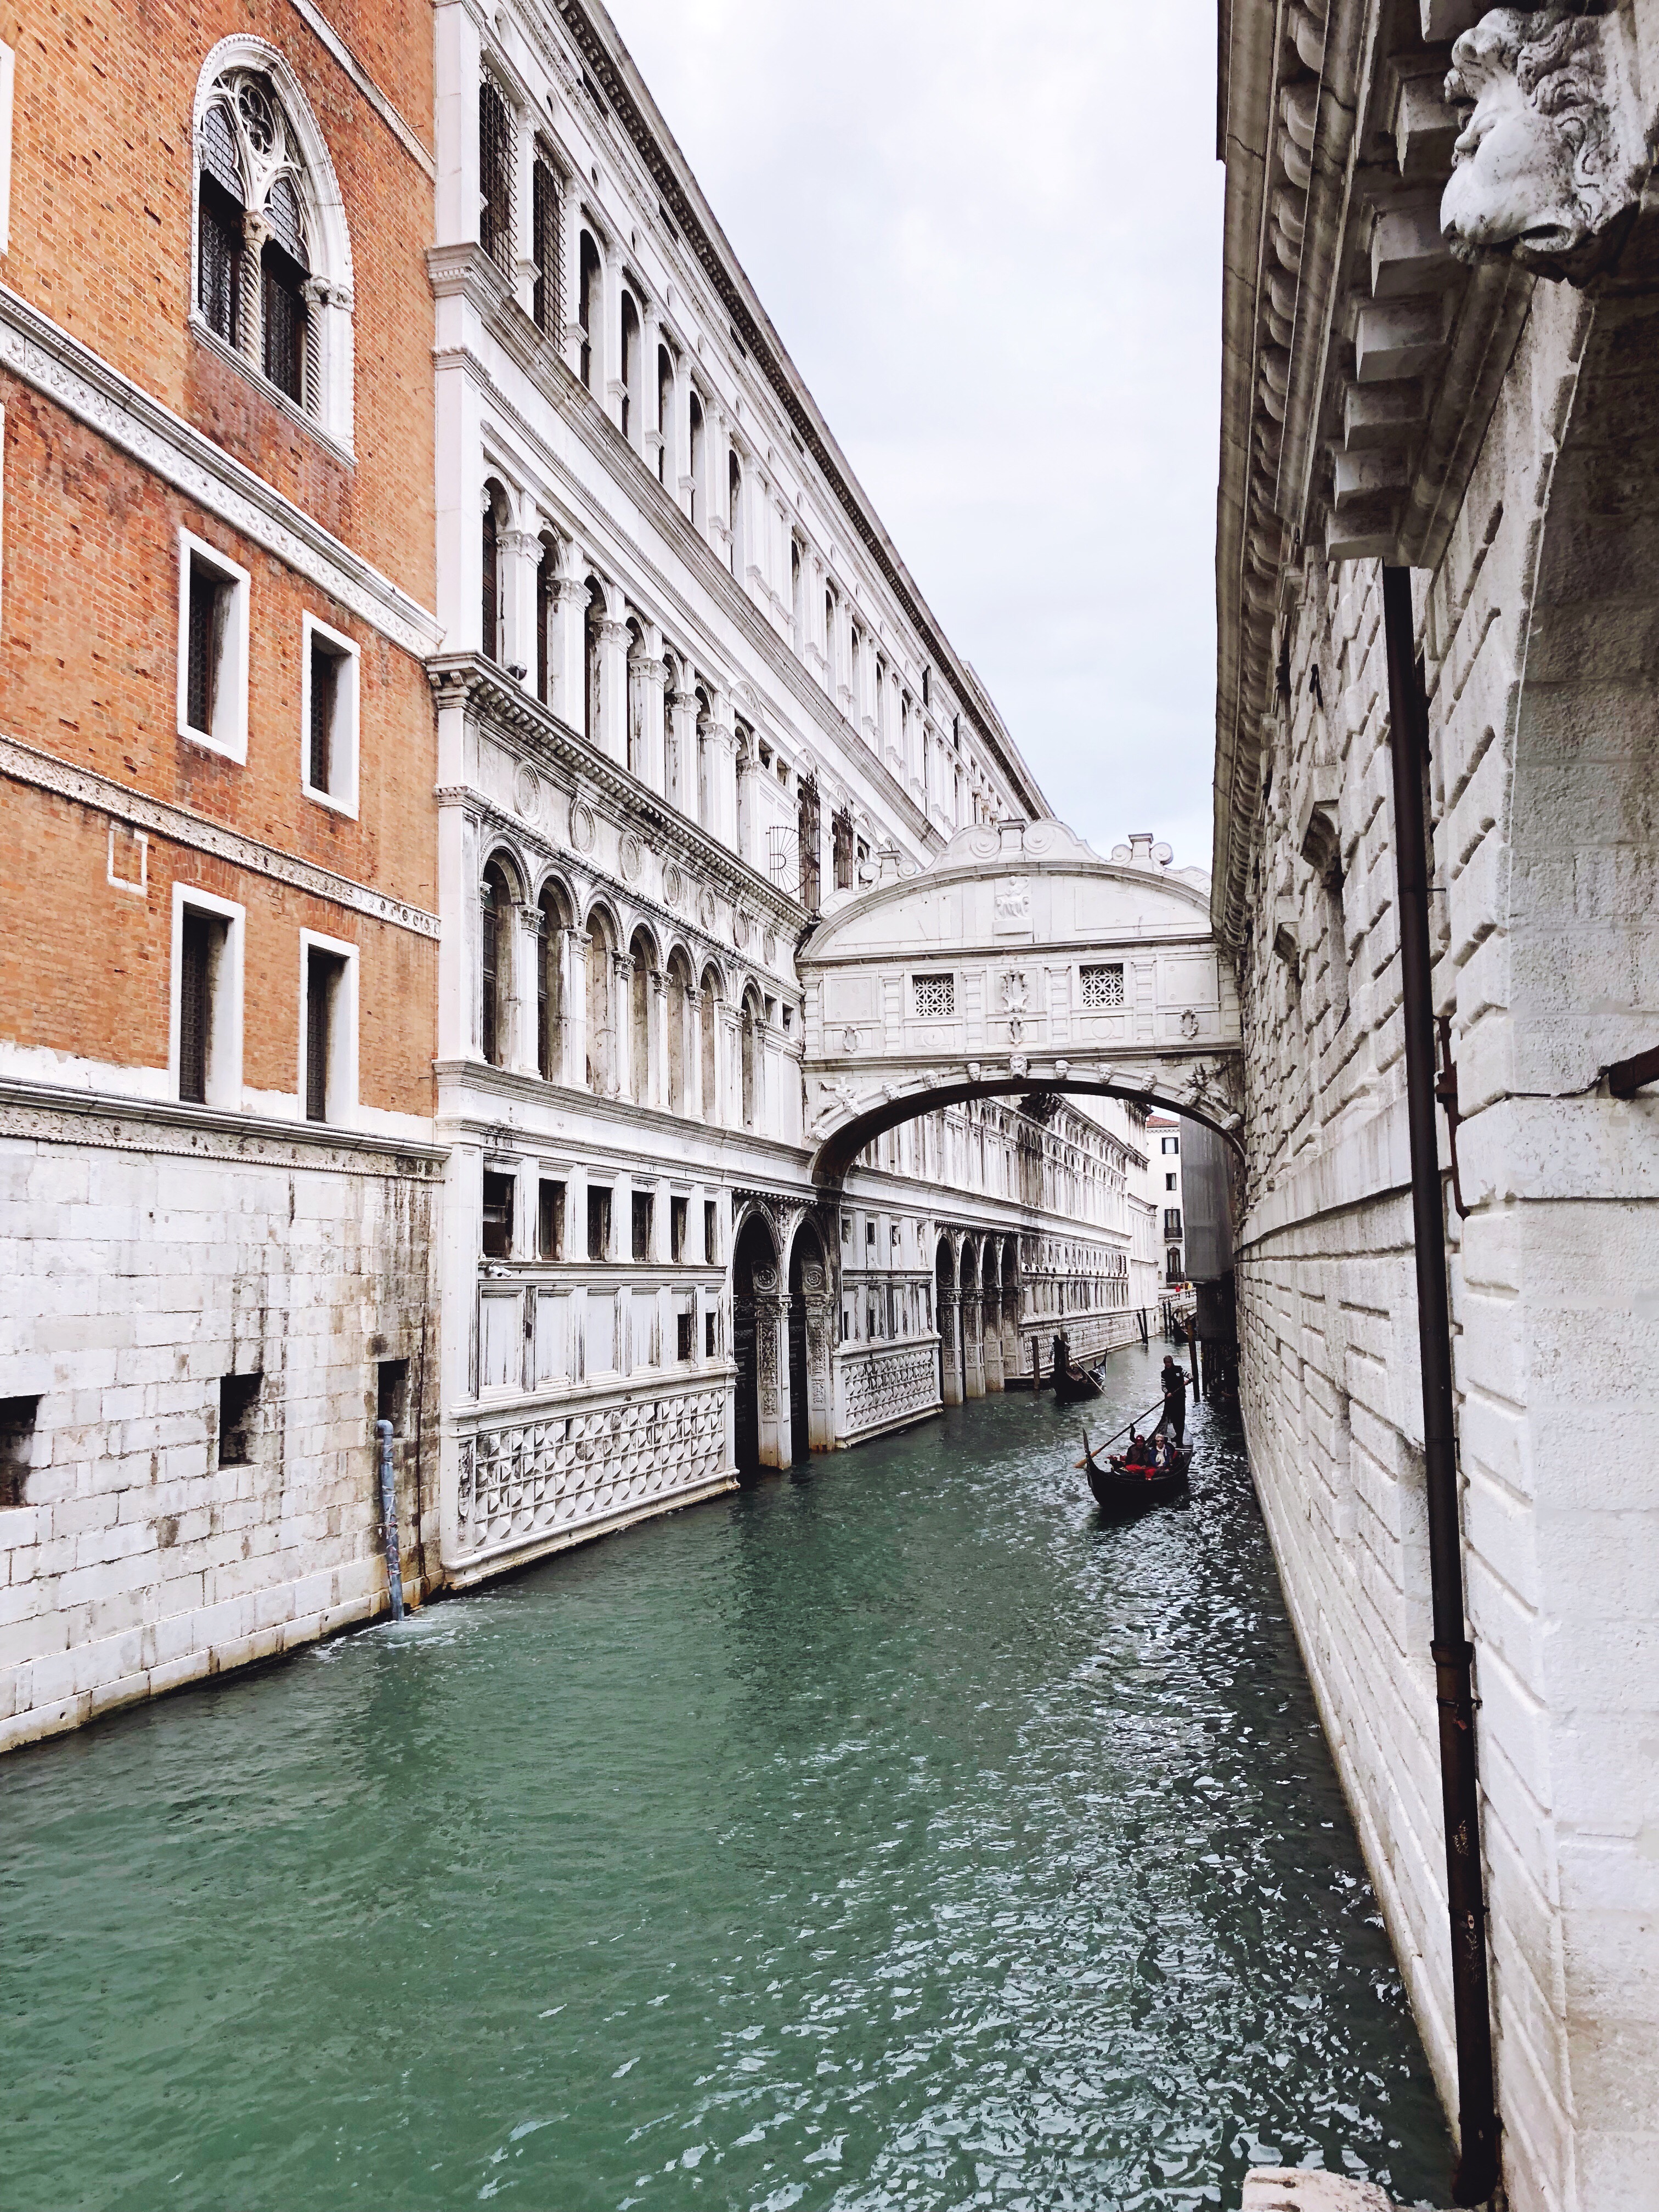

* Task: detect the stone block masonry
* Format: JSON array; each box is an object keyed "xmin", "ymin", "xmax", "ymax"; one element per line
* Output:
[{"xmin": 0, "ymin": 1103, "xmax": 441, "ymax": 1754}]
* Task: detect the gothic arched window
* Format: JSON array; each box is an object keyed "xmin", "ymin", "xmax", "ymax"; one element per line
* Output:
[{"xmin": 193, "ymin": 50, "xmax": 354, "ymax": 447}]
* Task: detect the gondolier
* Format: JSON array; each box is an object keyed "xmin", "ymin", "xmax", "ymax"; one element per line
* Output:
[{"xmin": 1159, "ymin": 1356, "xmax": 1187, "ymax": 1446}]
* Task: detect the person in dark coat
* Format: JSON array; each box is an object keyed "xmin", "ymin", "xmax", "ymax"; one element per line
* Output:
[{"xmin": 1160, "ymin": 1355, "xmax": 1187, "ymax": 1446}]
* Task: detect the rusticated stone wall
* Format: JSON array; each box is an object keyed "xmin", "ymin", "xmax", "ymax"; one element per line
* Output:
[{"xmin": 1235, "ymin": 272, "xmax": 1659, "ymax": 2212}]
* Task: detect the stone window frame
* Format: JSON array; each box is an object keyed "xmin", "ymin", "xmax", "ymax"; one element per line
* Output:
[
  {"xmin": 189, "ymin": 38, "xmax": 357, "ymax": 456},
  {"xmin": 176, "ymin": 527, "xmax": 251, "ymax": 764},
  {"xmin": 168, "ymin": 881, "xmax": 245, "ymax": 1112},
  {"xmin": 297, "ymin": 925, "xmax": 359, "ymax": 1128},
  {"xmin": 300, "ymin": 611, "xmax": 360, "ymax": 818}
]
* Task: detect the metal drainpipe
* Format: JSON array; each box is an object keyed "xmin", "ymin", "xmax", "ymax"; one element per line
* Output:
[
  {"xmin": 375, "ymin": 1418, "xmax": 404, "ymax": 1624},
  {"xmin": 1381, "ymin": 565, "xmax": 1500, "ymax": 2205}
]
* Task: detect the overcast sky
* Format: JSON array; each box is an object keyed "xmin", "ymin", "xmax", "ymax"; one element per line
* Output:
[{"xmin": 605, "ymin": 0, "xmax": 1224, "ymax": 872}]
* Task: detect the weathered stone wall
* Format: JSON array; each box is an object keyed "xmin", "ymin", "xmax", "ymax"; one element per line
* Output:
[
  {"xmin": 1237, "ymin": 273, "xmax": 1659, "ymax": 2212},
  {"xmin": 0, "ymin": 1104, "xmax": 441, "ymax": 1754}
]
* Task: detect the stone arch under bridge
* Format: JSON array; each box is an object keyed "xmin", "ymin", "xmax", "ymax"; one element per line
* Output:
[{"xmin": 799, "ymin": 820, "xmax": 1243, "ymax": 1184}]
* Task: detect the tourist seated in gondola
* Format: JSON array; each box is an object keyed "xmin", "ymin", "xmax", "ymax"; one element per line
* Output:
[
  {"xmin": 1152, "ymin": 1430, "xmax": 1172, "ymax": 1472},
  {"xmin": 1124, "ymin": 1431, "xmax": 1153, "ymax": 1469}
]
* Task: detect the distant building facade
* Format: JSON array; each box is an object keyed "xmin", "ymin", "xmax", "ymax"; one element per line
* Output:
[{"xmin": 1147, "ymin": 1113, "xmax": 1186, "ymax": 1283}]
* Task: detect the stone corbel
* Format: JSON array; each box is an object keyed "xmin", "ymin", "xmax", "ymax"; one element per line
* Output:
[{"xmin": 1441, "ymin": 8, "xmax": 1651, "ymax": 279}]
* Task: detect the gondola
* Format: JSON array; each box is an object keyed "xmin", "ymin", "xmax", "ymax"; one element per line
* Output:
[
  {"xmin": 1052, "ymin": 1358, "xmax": 1104, "ymax": 1404},
  {"xmin": 1080, "ymin": 1428, "xmax": 1191, "ymax": 1514}
]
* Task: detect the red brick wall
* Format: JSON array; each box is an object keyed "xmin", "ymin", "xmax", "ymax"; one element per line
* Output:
[
  {"xmin": 0, "ymin": 0, "xmax": 435, "ymax": 606},
  {"xmin": 0, "ymin": 788, "xmax": 437, "ymax": 1114},
  {"xmin": 0, "ymin": 382, "xmax": 436, "ymax": 911}
]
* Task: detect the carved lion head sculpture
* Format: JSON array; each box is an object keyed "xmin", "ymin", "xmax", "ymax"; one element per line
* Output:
[{"xmin": 1441, "ymin": 7, "xmax": 1644, "ymax": 268}]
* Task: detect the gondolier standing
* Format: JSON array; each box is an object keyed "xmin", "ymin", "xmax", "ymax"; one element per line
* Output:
[{"xmin": 1160, "ymin": 1355, "xmax": 1187, "ymax": 1447}]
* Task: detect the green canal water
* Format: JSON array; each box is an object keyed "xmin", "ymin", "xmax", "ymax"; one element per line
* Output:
[{"xmin": 2, "ymin": 1342, "xmax": 1451, "ymax": 2211}]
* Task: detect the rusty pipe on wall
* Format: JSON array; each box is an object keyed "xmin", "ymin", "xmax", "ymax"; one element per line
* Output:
[{"xmin": 1381, "ymin": 564, "xmax": 1500, "ymax": 2206}]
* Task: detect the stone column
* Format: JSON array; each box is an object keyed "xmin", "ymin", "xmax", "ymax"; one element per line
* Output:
[
  {"xmin": 641, "ymin": 300, "xmax": 664, "ymax": 481},
  {"xmin": 237, "ymin": 210, "xmax": 272, "ymax": 376},
  {"xmin": 498, "ymin": 526, "xmax": 539, "ymax": 684},
  {"xmin": 754, "ymin": 1267, "xmax": 787, "ymax": 1469},
  {"xmin": 674, "ymin": 361, "xmax": 695, "ymax": 520},
  {"xmin": 559, "ymin": 184, "xmax": 586, "ymax": 380},
  {"xmin": 597, "ymin": 590, "xmax": 630, "ymax": 768},
  {"xmin": 686, "ymin": 989, "xmax": 705, "ymax": 1122},
  {"xmin": 983, "ymin": 1278, "xmax": 1005, "ymax": 1393},
  {"xmin": 549, "ymin": 567, "xmax": 588, "ymax": 730},
  {"xmin": 611, "ymin": 951, "xmax": 634, "ymax": 1102},
  {"xmin": 668, "ymin": 687, "xmax": 698, "ymax": 816},
  {"xmin": 708, "ymin": 686, "xmax": 738, "ymax": 849},
  {"xmin": 940, "ymin": 1293, "xmax": 963, "ymax": 1407},
  {"xmin": 720, "ymin": 1005, "xmax": 742, "ymax": 1127},
  {"xmin": 512, "ymin": 902, "xmax": 543, "ymax": 1074},
  {"xmin": 635, "ymin": 635, "xmax": 668, "ymax": 795},
  {"xmin": 562, "ymin": 926, "xmax": 586, "ymax": 1090},
  {"xmin": 650, "ymin": 968, "xmax": 669, "ymax": 1112},
  {"xmin": 512, "ymin": 106, "xmax": 537, "ymax": 317}
]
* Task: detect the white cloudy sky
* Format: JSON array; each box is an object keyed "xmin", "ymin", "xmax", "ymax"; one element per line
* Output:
[{"xmin": 605, "ymin": 0, "xmax": 1224, "ymax": 872}]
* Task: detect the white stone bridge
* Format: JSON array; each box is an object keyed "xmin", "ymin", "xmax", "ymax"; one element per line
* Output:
[{"xmin": 799, "ymin": 821, "xmax": 1243, "ymax": 1183}]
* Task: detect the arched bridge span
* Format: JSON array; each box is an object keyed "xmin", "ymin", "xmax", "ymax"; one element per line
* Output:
[{"xmin": 799, "ymin": 821, "xmax": 1243, "ymax": 1185}]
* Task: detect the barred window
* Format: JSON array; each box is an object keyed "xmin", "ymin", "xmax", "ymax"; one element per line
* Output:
[
  {"xmin": 479, "ymin": 78, "xmax": 514, "ymax": 274},
  {"xmin": 198, "ymin": 174, "xmax": 242, "ymax": 347},
  {"xmin": 1080, "ymin": 962, "xmax": 1125, "ymax": 1009},
  {"xmin": 913, "ymin": 973, "xmax": 955, "ymax": 1020},
  {"xmin": 531, "ymin": 155, "xmax": 559, "ymax": 334}
]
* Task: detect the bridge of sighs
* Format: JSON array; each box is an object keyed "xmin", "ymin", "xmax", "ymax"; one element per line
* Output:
[{"xmin": 798, "ymin": 820, "xmax": 1243, "ymax": 1183}]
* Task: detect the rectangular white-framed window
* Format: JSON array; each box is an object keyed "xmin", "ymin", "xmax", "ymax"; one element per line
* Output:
[
  {"xmin": 170, "ymin": 883, "xmax": 244, "ymax": 1110},
  {"xmin": 176, "ymin": 529, "xmax": 250, "ymax": 762},
  {"xmin": 0, "ymin": 42, "xmax": 14, "ymax": 257},
  {"xmin": 301, "ymin": 613, "xmax": 360, "ymax": 816},
  {"xmin": 298, "ymin": 928, "xmax": 358, "ymax": 1127}
]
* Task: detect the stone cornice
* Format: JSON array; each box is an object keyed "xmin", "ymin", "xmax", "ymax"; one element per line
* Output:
[
  {"xmin": 0, "ymin": 730, "xmax": 441, "ymax": 939},
  {"xmin": 427, "ymin": 652, "xmax": 803, "ymax": 932},
  {"xmin": 1212, "ymin": 0, "xmax": 1538, "ymax": 951},
  {"xmin": 0, "ymin": 1077, "xmax": 445, "ymax": 1175},
  {"xmin": 536, "ymin": 0, "xmax": 1048, "ymax": 822},
  {"xmin": 0, "ymin": 285, "xmax": 443, "ymax": 658}
]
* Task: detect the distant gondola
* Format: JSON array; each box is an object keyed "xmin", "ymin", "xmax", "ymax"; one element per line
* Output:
[
  {"xmin": 1052, "ymin": 1359, "xmax": 1104, "ymax": 1404},
  {"xmin": 1081, "ymin": 1429, "xmax": 1191, "ymax": 1514}
]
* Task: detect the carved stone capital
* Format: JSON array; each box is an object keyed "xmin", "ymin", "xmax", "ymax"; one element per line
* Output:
[{"xmin": 1441, "ymin": 8, "xmax": 1649, "ymax": 278}]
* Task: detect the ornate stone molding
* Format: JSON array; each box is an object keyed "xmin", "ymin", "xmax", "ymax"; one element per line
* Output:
[
  {"xmin": 0, "ymin": 285, "xmax": 442, "ymax": 657},
  {"xmin": 1442, "ymin": 8, "xmax": 1651, "ymax": 276},
  {"xmin": 0, "ymin": 1077, "xmax": 444, "ymax": 1175},
  {"xmin": 1, "ymin": 730, "xmax": 441, "ymax": 939}
]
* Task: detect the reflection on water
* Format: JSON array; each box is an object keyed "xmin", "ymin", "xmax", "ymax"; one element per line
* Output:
[{"xmin": 1, "ymin": 1342, "xmax": 1451, "ymax": 2211}]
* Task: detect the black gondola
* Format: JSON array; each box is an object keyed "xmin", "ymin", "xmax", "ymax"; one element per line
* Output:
[
  {"xmin": 1080, "ymin": 1429, "xmax": 1191, "ymax": 1514},
  {"xmin": 1053, "ymin": 1360, "xmax": 1103, "ymax": 1403}
]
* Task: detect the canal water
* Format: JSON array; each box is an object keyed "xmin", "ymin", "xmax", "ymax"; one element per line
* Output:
[{"xmin": 2, "ymin": 1342, "xmax": 1451, "ymax": 2212}]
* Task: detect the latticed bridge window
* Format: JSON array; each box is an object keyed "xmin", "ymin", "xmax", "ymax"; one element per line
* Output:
[
  {"xmin": 913, "ymin": 973, "xmax": 955, "ymax": 1020},
  {"xmin": 1080, "ymin": 962, "xmax": 1125, "ymax": 1008}
]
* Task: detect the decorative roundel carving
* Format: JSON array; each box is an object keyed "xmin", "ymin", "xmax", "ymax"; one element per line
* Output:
[
  {"xmin": 732, "ymin": 909, "xmax": 752, "ymax": 950},
  {"xmin": 662, "ymin": 860, "xmax": 684, "ymax": 910},
  {"xmin": 699, "ymin": 887, "xmax": 718, "ymax": 932},
  {"xmin": 962, "ymin": 826, "xmax": 1001, "ymax": 860},
  {"xmin": 569, "ymin": 797, "xmax": 596, "ymax": 854},
  {"xmin": 763, "ymin": 928, "xmax": 778, "ymax": 964},
  {"xmin": 512, "ymin": 763, "xmax": 539, "ymax": 821},
  {"xmin": 619, "ymin": 830, "xmax": 644, "ymax": 882}
]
